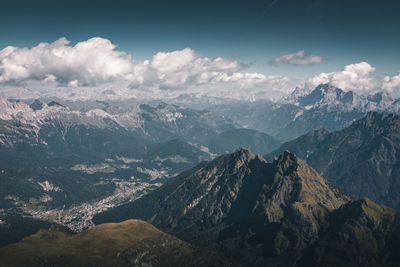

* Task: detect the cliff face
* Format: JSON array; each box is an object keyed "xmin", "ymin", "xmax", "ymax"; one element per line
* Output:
[{"xmin": 300, "ymin": 198, "xmax": 400, "ymax": 267}]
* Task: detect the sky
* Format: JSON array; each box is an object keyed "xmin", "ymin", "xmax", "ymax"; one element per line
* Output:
[{"xmin": 1, "ymin": 0, "xmax": 400, "ymax": 101}]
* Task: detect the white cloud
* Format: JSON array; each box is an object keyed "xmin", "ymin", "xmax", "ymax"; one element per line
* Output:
[
  {"xmin": 6, "ymin": 37, "xmax": 400, "ymax": 102},
  {"xmin": 129, "ymin": 48, "xmax": 247, "ymax": 90},
  {"xmin": 271, "ymin": 50, "xmax": 323, "ymax": 66},
  {"xmin": 305, "ymin": 62, "xmax": 378, "ymax": 94},
  {"xmin": 0, "ymin": 37, "xmax": 134, "ymax": 86},
  {"xmin": 0, "ymin": 38, "xmax": 298, "ymax": 100}
]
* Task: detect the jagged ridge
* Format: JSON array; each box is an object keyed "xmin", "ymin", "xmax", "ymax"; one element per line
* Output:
[{"xmin": 93, "ymin": 149, "xmax": 351, "ymax": 265}]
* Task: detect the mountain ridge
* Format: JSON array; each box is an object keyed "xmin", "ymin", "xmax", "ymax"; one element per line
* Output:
[
  {"xmin": 93, "ymin": 149, "xmax": 361, "ymax": 266},
  {"xmin": 266, "ymin": 111, "xmax": 400, "ymax": 209}
]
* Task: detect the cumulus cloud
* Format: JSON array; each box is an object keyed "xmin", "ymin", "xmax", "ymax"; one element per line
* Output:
[
  {"xmin": 8, "ymin": 37, "xmax": 400, "ymax": 102},
  {"xmin": 0, "ymin": 37, "xmax": 302, "ymax": 101},
  {"xmin": 127, "ymin": 48, "xmax": 303, "ymax": 100},
  {"xmin": 0, "ymin": 37, "xmax": 134, "ymax": 86},
  {"xmin": 305, "ymin": 62, "xmax": 378, "ymax": 94},
  {"xmin": 129, "ymin": 48, "xmax": 253, "ymax": 90},
  {"xmin": 271, "ymin": 50, "xmax": 323, "ymax": 66}
]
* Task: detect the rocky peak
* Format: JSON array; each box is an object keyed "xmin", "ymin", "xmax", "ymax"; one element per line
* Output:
[
  {"xmin": 297, "ymin": 84, "xmax": 339, "ymax": 106},
  {"xmin": 272, "ymin": 150, "xmax": 299, "ymax": 173},
  {"xmin": 308, "ymin": 84, "xmax": 358, "ymax": 106},
  {"xmin": 230, "ymin": 147, "xmax": 255, "ymax": 163},
  {"xmin": 259, "ymin": 151, "xmax": 350, "ymax": 222}
]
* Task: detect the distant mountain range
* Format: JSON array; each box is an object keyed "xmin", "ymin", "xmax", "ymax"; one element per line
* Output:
[
  {"xmin": 93, "ymin": 149, "xmax": 400, "ymax": 266},
  {"xmin": 4, "ymin": 83, "xmax": 400, "ymax": 144},
  {"xmin": 208, "ymin": 84, "xmax": 400, "ymax": 141},
  {"xmin": 0, "ymin": 97, "xmax": 279, "ymax": 230}
]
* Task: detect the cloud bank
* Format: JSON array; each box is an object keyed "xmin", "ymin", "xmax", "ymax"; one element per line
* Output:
[
  {"xmin": 0, "ymin": 37, "xmax": 300, "ymax": 100},
  {"xmin": 1, "ymin": 37, "xmax": 400, "ymax": 101},
  {"xmin": 271, "ymin": 50, "xmax": 323, "ymax": 66},
  {"xmin": 0, "ymin": 37, "xmax": 269, "ymax": 90},
  {"xmin": 0, "ymin": 37, "xmax": 134, "ymax": 86}
]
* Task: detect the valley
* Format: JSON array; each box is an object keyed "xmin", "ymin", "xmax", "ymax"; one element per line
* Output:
[{"xmin": 11, "ymin": 179, "xmax": 161, "ymax": 231}]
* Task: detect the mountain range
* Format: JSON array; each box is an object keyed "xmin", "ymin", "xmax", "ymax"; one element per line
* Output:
[
  {"xmin": 2, "ymin": 83, "xmax": 400, "ymax": 266},
  {"xmin": 0, "ymin": 97, "xmax": 279, "ymax": 230},
  {"xmin": 207, "ymin": 84, "xmax": 400, "ymax": 141},
  {"xmin": 93, "ymin": 149, "xmax": 400, "ymax": 266},
  {"xmin": 266, "ymin": 111, "xmax": 400, "ymax": 210}
]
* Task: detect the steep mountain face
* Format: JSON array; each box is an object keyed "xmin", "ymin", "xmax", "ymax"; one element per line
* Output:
[
  {"xmin": 0, "ymin": 219, "xmax": 231, "ymax": 267},
  {"xmin": 300, "ymin": 198, "xmax": 400, "ymax": 267},
  {"xmin": 267, "ymin": 112, "xmax": 400, "ymax": 210},
  {"xmin": 205, "ymin": 128, "xmax": 280, "ymax": 155},
  {"xmin": 93, "ymin": 149, "xmax": 353, "ymax": 266}
]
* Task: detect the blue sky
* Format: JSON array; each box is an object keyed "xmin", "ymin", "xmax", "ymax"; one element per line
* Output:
[
  {"xmin": 1, "ymin": 0, "xmax": 399, "ymax": 77},
  {"xmin": 1, "ymin": 0, "xmax": 400, "ymax": 101}
]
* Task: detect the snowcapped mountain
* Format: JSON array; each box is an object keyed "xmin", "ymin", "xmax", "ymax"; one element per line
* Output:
[
  {"xmin": 287, "ymin": 83, "xmax": 399, "ymax": 112},
  {"xmin": 0, "ymin": 97, "xmax": 239, "ymax": 147},
  {"xmin": 207, "ymin": 84, "xmax": 400, "ymax": 142},
  {"xmin": 0, "ymin": 98, "xmax": 232, "ymax": 227}
]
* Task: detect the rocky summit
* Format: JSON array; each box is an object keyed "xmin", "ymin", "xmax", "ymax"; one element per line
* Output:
[{"xmin": 94, "ymin": 149, "xmax": 400, "ymax": 266}]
